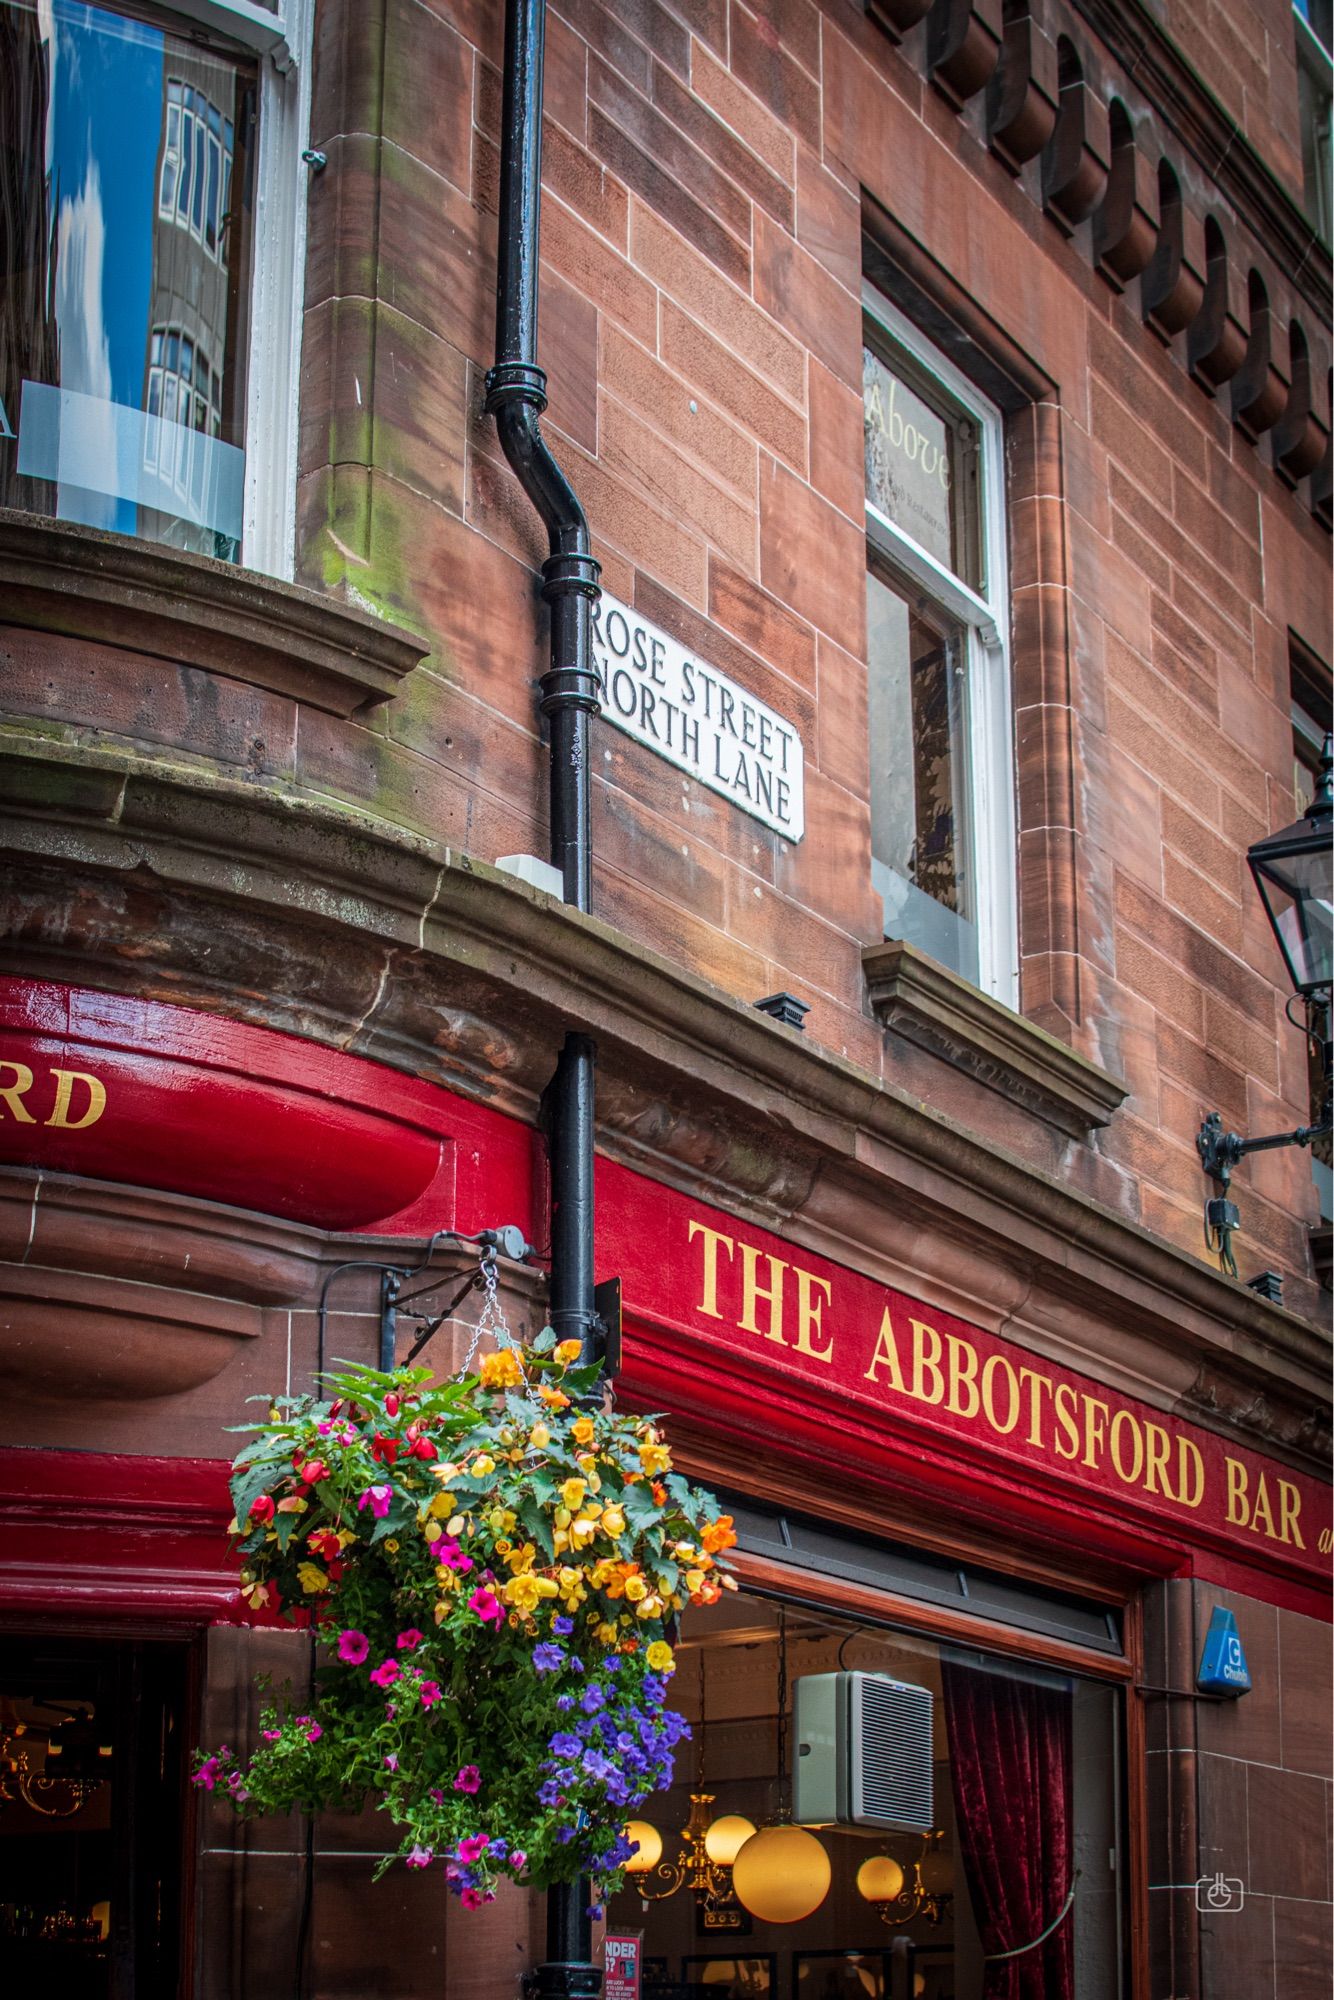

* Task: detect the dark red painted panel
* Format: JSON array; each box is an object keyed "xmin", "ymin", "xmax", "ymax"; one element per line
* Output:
[{"xmin": 0, "ymin": 978, "xmax": 464, "ymax": 1231}]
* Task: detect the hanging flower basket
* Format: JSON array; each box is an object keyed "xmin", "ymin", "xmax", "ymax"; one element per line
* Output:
[{"xmin": 195, "ymin": 1329, "xmax": 737, "ymax": 1909}]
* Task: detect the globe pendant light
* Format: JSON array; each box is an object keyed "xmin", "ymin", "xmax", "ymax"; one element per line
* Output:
[
  {"xmin": 731, "ymin": 1822, "xmax": 832, "ymax": 1924},
  {"xmin": 730, "ymin": 1607, "xmax": 831, "ymax": 1926}
]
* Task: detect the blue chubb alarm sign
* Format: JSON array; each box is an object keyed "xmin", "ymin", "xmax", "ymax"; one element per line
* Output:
[{"xmin": 1196, "ymin": 1606, "xmax": 1252, "ymax": 1696}]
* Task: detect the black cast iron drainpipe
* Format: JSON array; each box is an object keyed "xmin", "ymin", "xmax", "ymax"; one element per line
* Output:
[{"xmin": 484, "ymin": 0, "xmax": 602, "ymax": 1993}]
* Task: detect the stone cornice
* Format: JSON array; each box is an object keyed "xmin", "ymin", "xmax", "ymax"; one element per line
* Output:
[
  {"xmin": 1073, "ymin": 0, "xmax": 1331, "ymax": 313},
  {"xmin": 0, "ymin": 512, "xmax": 429, "ymax": 717},
  {"xmin": 0, "ymin": 734, "xmax": 1328, "ymax": 1473}
]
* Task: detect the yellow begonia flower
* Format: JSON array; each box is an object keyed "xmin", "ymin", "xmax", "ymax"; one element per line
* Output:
[
  {"xmin": 480, "ymin": 1348, "xmax": 524, "ymax": 1390},
  {"xmin": 570, "ymin": 1516, "xmax": 599, "ymax": 1546},
  {"xmin": 553, "ymin": 1529, "xmax": 571, "ymax": 1554},
  {"xmin": 296, "ymin": 1563, "xmax": 329, "ymax": 1594},
  {"xmin": 277, "ymin": 1495, "xmax": 308, "ymax": 1513},
  {"xmin": 600, "ymin": 1507, "xmax": 626, "ymax": 1537},
  {"xmin": 446, "ymin": 1515, "xmax": 466, "ymax": 1537},
  {"xmin": 646, "ymin": 1641, "xmax": 675, "ymax": 1673},
  {"xmin": 470, "ymin": 1454, "xmax": 497, "ymax": 1478},
  {"xmin": 487, "ymin": 1506, "xmax": 518, "ymax": 1534},
  {"xmin": 428, "ymin": 1494, "xmax": 453, "ymax": 1520},
  {"xmin": 434, "ymin": 1601, "xmax": 451, "ymax": 1625},
  {"xmin": 534, "ymin": 1577, "xmax": 559, "ymax": 1599},
  {"xmin": 595, "ymin": 1622, "xmax": 619, "ymax": 1646},
  {"xmin": 504, "ymin": 1573, "xmax": 543, "ymax": 1613},
  {"xmin": 385, "ymin": 1539, "xmax": 399, "ymax": 1553},
  {"xmin": 638, "ymin": 1443, "xmax": 671, "ymax": 1475},
  {"xmin": 559, "ymin": 1478, "xmax": 587, "ymax": 1511},
  {"xmin": 553, "ymin": 1339, "xmax": 583, "ymax": 1364},
  {"xmin": 529, "ymin": 1422, "xmax": 551, "ymax": 1449},
  {"xmin": 540, "ymin": 1387, "xmax": 571, "ymax": 1410},
  {"xmin": 636, "ymin": 1595, "xmax": 663, "ymax": 1620},
  {"xmin": 571, "ymin": 1418, "xmax": 596, "ymax": 1446},
  {"xmin": 226, "ymin": 1516, "xmax": 240, "ymax": 1536},
  {"xmin": 623, "ymin": 1574, "xmax": 648, "ymax": 1603},
  {"xmin": 505, "ymin": 1542, "xmax": 538, "ymax": 1574},
  {"xmin": 685, "ymin": 1568, "xmax": 707, "ymax": 1594},
  {"xmin": 436, "ymin": 1566, "xmax": 463, "ymax": 1593}
]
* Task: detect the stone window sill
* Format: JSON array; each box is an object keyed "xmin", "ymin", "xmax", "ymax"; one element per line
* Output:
[
  {"xmin": 863, "ymin": 939, "xmax": 1128, "ymax": 1138},
  {"xmin": 0, "ymin": 510, "xmax": 428, "ymax": 716}
]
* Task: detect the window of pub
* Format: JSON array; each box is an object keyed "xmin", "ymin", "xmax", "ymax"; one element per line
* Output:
[
  {"xmin": 0, "ymin": 0, "xmax": 307, "ymax": 575},
  {"xmin": 609, "ymin": 1504, "xmax": 1126, "ymax": 2000},
  {"xmin": 862, "ymin": 289, "xmax": 1018, "ymax": 1006},
  {"xmin": 0, "ymin": 1632, "xmax": 190, "ymax": 1997}
]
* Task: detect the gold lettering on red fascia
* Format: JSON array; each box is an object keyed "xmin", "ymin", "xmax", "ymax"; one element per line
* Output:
[
  {"xmin": 0, "ymin": 1061, "xmax": 108, "ymax": 1131},
  {"xmin": 686, "ymin": 1215, "xmax": 1313, "ymax": 1553}
]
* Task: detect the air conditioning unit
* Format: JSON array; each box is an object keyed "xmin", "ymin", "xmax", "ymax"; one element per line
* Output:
[{"xmin": 792, "ymin": 1671, "xmax": 934, "ymax": 1831}]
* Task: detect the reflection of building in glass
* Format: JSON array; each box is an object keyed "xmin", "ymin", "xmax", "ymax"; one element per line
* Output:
[
  {"xmin": 0, "ymin": 3, "xmax": 59, "ymax": 516},
  {"xmin": 140, "ymin": 52, "xmax": 245, "ymax": 559}
]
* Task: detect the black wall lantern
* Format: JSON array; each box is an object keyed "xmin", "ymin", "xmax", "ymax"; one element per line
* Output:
[{"xmin": 1197, "ymin": 735, "xmax": 1332, "ymax": 1278}]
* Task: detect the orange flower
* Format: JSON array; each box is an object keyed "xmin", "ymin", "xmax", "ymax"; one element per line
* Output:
[
  {"xmin": 701, "ymin": 1515, "xmax": 737, "ymax": 1556},
  {"xmin": 479, "ymin": 1349, "xmax": 524, "ymax": 1391},
  {"xmin": 539, "ymin": 1387, "xmax": 571, "ymax": 1411}
]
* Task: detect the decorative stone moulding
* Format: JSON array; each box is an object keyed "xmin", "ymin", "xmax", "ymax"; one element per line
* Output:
[
  {"xmin": 862, "ymin": 0, "xmax": 1333, "ymax": 523},
  {"xmin": 862, "ymin": 939, "xmax": 1128, "ymax": 1139},
  {"xmin": 0, "ymin": 511, "xmax": 429, "ymax": 716},
  {"xmin": 0, "ymin": 1169, "xmax": 288, "ymax": 1402}
]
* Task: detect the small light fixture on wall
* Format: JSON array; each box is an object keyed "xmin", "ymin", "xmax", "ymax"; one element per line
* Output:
[
  {"xmin": 1197, "ymin": 735, "xmax": 1332, "ymax": 1275},
  {"xmin": 855, "ymin": 1831, "xmax": 952, "ymax": 1928}
]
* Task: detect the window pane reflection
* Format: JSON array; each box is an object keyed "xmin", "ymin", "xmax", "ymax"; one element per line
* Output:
[
  {"xmin": 0, "ymin": 0, "xmax": 254, "ymax": 560},
  {"xmin": 863, "ymin": 342, "xmax": 981, "ymax": 591},
  {"xmin": 867, "ymin": 559, "xmax": 978, "ymax": 985}
]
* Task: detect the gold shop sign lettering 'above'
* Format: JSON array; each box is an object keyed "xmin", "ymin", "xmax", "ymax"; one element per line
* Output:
[{"xmin": 591, "ymin": 594, "xmax": 806, "ymax": 841}]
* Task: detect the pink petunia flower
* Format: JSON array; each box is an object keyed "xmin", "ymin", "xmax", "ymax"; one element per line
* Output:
[
  {"xmin": 357, "ymin": 1484, "xmax": 392, "ymax": 1519},
  {"xmin": 337, "ymin": 1629, "xmax": 370, "ymax": 1665},
  {"xmin": 305, "ymin": 1723, "xmax": 323, "ymax": 1743},
  {"xmin": 419, "ymin": 1681, "xmax": 443, "ymax": 1709},
  {"xmin": 459, "ymin": 1887, "xmax": 484, "ymax": 1909},
  {"xmin": 406, "ymin": 1845, "xmax": 434, "ymax": 1868},
  {"xmin": 453, "ymin": 1764, "xmax": 481, "ymax": 1793},
  {"xmin": 457, "ymin": 1834, "xmax": 490, "ymax": 1864},
  {"xmin": 261, "ymin": 1729, "xmax": 280, "ymax": 1742},
  {"xmin": 396, "ymin": 1627, "xmax": 424, "ymax": 1651},
  {"xmin": 193, "ymin": 1756, "xmax": 219, "ymax": 1790},
  {"xmin": 510, "ymin": 1850, "xmax": 527, "ymax": 1871},
  {"xmin": 467, "ymin": 1587, "xmax": 504, "ymax": 1626},
  {"xmin": 433, "ymin": 1537, "xmax": 473, "ymax": 1574},
  {"xmin": 369, "ymin": 1659, "xmax": 401, "ymax": 1689},
  {"xmin": 384, "ymin": 1753, "xmax": 399, "ymax": 1772}
]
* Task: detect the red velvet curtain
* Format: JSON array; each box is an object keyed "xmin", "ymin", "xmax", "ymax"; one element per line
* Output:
[{"xmin": 940, "ymin": 1658, "xmax": 1075, "ymax": 2000}]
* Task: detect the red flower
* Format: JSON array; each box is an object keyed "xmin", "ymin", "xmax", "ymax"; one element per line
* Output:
[
  {"xmin": 249, "ymin": 1494, "xmax": 276, "ymax": 1524},
  {"xmin": 410, "ymin": 1437, "xmax": 439, "ymax": 1461},
  {"xmin": 371, "ymin": 1433, "xmax": 399, "ymax": 1466},
  {"xmin": 384, "ymin": 1392, "xmax": 400, "ymax": 1418},
  {"xmin": 298, "ymin": 1459, "xmax": 330, "ymax": 1484}
]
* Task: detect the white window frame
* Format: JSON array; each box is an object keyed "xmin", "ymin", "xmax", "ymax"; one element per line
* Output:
[
  {"xmin": 237, "ymin": 0, "xmax": 313, "ymax": 577},
  {"xmin": 862, "ymin": 282, "xmax": 1019, "ymax": 1008},
  {"xmin": 99, "ymin": 0, "xmax": 311, "ymax": 576}
]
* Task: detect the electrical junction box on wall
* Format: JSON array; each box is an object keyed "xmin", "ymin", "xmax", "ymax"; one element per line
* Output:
[{"xmin": 793, "ymin": 1671, "xmax": 934, "ymax": 1830}]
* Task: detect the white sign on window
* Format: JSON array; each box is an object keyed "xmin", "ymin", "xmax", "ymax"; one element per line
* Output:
[{"xmin": 591, "ymin": 594, "xmax": 805, "ymax": 842}]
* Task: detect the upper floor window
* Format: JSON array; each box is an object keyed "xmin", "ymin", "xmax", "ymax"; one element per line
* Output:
[
  {"xmin": 0, "ymin": 0, "xmax": 310, "ymax": 577},
  {"xmin": 1295, "ymin": 0, "xmax": 1332, "ymax": 239},
  {"xmin": 863, "ymin": 288, "xmax": 1017, "ymax": 1004}
]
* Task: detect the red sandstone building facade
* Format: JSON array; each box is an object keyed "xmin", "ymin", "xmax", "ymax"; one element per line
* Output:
[{"xmin": 0, "ymin": 0, "xmax": 1330, "ymax": 1996}]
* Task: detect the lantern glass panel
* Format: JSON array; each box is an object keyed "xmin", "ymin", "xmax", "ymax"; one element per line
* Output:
[{"xmin": 1249, "ymin": 838, "xmax": 1333, "ymax": 996}]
